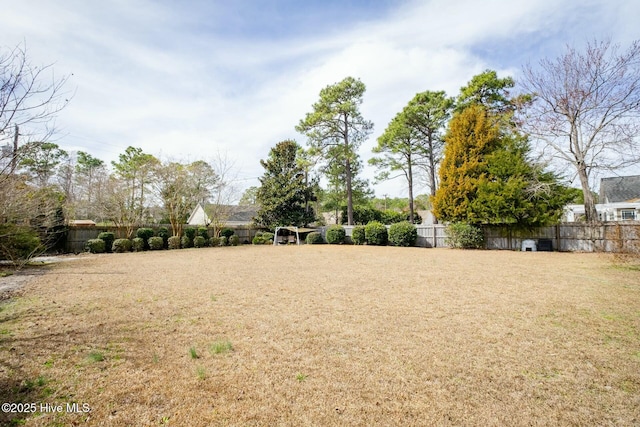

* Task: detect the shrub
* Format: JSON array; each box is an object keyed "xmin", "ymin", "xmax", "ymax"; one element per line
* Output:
[
  {"xmin": 148, "ymin": 236, "xmax": 164, "ymax": 250},
  {"xmin": 220, "ymin": 228, "xmax": 235, "ymax": 239},
  {"xmin": 306, "ymin": 232, "xmax": 324, "ymax": 244},
  {"xmin": 252, "ymin": 232, "xmax": 275, "ymax": 245},
  {"xmin": 168, "ymin": 236, "xmax": 181, "ymax": 250},
  {"xmin": 446, "ymin": 222, "xmax": 484, "ymax": 249},
  {"xmin": 0, "ymin": 225, "xmax": 42, "ymax": 262},
  {"xmin": 209, "ymin": 236, "xmax": 220, "ymax": 247},
  {"xmin": 132, "ymin": 237, "xmax": 144, "ymax": 252},
  {"xmin": 184, "ymin": 227, "xmax": 197, "ymax": 240},
  {"xmin": 157, "ymin": 227, "xmax": 170, "ymax": 248},
  {"xmin": 229, "ymin": 235, "xmax": 240, "ymax": 246},
  {"xmin": 86, "ymin": 239, "xmax": 105, "ymax": 254},
  {"xmin": 365, "ymin": 221, "xmax": 388, "ymax": 246},
  {"xmin": 97, "ymin": 232, "xmax": 115, "ymax": 253},
  {"xmin": 197, "ymin": 227, "xmax": 209, "ymax": 240},
  {"xmin": 193, "ymin": 236, "xmax": 207, "ymax": 248},
  {"xmin": 325, "ymin": 225, "xmax": 345, "ymax": 244},
  {"xmin": 351, "ymin": 225, "xmax": 366, "ymax": 245},
  {"xmin": 181, "ymin": 235, "xmax": 192, "ymax": 249},
  {"xmin": 380, "ymin": 210, "xmax": 405, "ymax": 225},
  {"xmin": 112, "ymin": 238, "xmax": 132, "ymax": 253},
  {"xmin": 389, "ymin": 221, "xmax": 418, "ymax": 247},
  {"xmin": 135, "ymin": 228, "xmax": 154, "ymax": 249},
  {"xmin": 219, "ymin": 236, "xmax": 228, "ymax": 246}
]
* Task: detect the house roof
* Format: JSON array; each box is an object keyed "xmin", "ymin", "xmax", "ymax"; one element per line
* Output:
[
  {"xmin": 599, "ymin": 175, "xmax": 640, "ymax": 203},
  {"xmin": 199, "ymin": 204, "xmax": 258, "ymax": 223}
]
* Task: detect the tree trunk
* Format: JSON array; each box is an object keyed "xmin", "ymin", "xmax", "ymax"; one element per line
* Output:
[
  {"xmin": 428, "ymin": 136, "xmax": 438, "ymax": 224},
  {"xmin": 343, "ymin": 114, "xmax": 354, "ymax": 226},
  {"xmin": 345, "ymin": 156, "xmax": 354, "ymax": 225},
  {"xmin": 407, "ymin": 154, "xmax": 414, "ymax": 224},
  {"xmin": 577, "ymin": 161, "xmax": 598, "ymax": 223}
]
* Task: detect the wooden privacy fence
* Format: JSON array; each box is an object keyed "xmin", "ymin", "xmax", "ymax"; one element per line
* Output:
[
  {"xmin": 482, "ymin": 222, "xmax": 640, "ymax": 252},
  {"xmin": 322, "ymin": 223, "xmax": 640, "ymax": 252},
  {"xmin": 66, "ymin": 222, "xmax": 640, "ymax": 253}
]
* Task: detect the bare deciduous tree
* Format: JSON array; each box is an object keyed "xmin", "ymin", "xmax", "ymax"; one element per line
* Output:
[{"xmin": 520, "ymin": 39, "xmax": 640, "ymax": 223}]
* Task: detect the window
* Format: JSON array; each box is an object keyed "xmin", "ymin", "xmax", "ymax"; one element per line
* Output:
[{"xmin": 620, "ymin": 209, "xmax": 637, "ymax": 220}]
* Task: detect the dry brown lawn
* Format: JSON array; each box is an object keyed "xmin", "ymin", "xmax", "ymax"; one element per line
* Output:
[{"xmin": 0, "ymin": 246, "xmax": 639, "ymax": 426}]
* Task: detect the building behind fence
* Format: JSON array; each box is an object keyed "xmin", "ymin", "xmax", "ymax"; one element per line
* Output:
[{"xmin": 66, "ymin": 222, "xmax": 640, "ymax": 253}]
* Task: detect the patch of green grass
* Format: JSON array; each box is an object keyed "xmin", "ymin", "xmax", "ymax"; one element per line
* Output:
[
  {"xmin": 189, "ymin": 346, "xmax": 199, "ymax": 359},
  {"xmin": 153, "ymin": 352, "xmax": 159, "ymax": 363},
  {"xmin": 296, "ymin": 373, "xmax": 308, "ymax": 382},
  {"xmin": 44, "ymin": 358, "xmax": 54, "ymax": 368},
  {"xmin": 210, "ymin": 295, "xmax": 217, "ymax": 302},
  {"xmin": 0, "ymin": 271, "xmax": 13, "ymax": 278},
  {"xmin": 87, "ymin": 351, "xmax": 105, "ymax": 363},
  {"xmin": 196, "ymin": 366, "xmax": 207, "ymax": 380},
  {"xmin": 209, "ymin": 340, "xmax": 233, "ymax": 355}
]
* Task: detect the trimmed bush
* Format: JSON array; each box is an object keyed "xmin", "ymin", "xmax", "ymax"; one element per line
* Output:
[
  {"xmin": 306, "ymin": 232, "xmax": 324, "ymax": 244},
  {"xmin": 325, "ymin": 225, "xmax": 345, "ymax": 244},
  {"xmin": 252, "ymin": 232, "xmax": 275, "ymax": 245},
  {"xmin": 197, "ymin": 227, "xmax": 209, "ymax": 239},
  {"xmin": 193, "ymin": 236, "xmax": 207, "ymax": 248},
  {"xmin": 181, "ymin": 235, "xmax": 192, "ymax": 249},
  {"xmin": 136, "ymin": 227, "xmax": 154, "ymax": 249},
  {"xmin": 112, "ymin": 238, "xmax": 132, "ymax": 253},
  {"xmin": 148, "ymin": 236, "xmax": 164, "ymax": 250},
  {"xmin": 219, "ymin": 236, "xmax": 228, "ymax": 246},
  {"xmin": 209, "ymin": 236, "xmax": 220, "ymax": 247},
  {"xmin": 97, "ymin": 232, "xmax": 115, "ymax": 253},
  {"xmin": 365, "ymin": 221, "xmax": 388, "ymax": 246},
  {"xmin": 184, "ymin": 227, "xmax": 196, "ymax": 240},
  {"xmin": 168, "ymin": 236, "xmax": 181, "ymax": 250},
  {"xmin": 132, "ymin": 237, "xmax": 144, "ymax": 252},
  {"xmin": 86, "ymin": 239, "xmax": 105, "ymax": 254},
  {"xmin": 157, "ymin": 227, "xmax": 170, "ymax": 248},
  {"xmin": 220, "ymin": 228, "xmax": 235, "ymax": 239},
  {"xmin": 229, "ymin": 235, "xmax": 240, "ymax": 246},
  {"xmin": 389, "ymin": 221, "xmax": 418, "ymax": 247},
  {"xmin": 351, "ymin": 225, "xmax": 366, "ymax": 245},
  {"xmin": 446, "ymin": 223, "xmax": 484, "ymax": 249}
]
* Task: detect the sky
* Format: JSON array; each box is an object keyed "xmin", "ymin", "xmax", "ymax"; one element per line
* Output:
[{"xmin": 2, "ymin": 0, "xmax": 639, "ymax": 200}]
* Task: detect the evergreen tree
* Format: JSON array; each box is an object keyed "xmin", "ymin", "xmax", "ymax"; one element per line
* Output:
[
  {"xmin": 433, "ymin": 104, "xmax": 572, "ymax": 226},
  {"xmin": 254, "ymin": 140, "xmax": 316, "ymax": 229},
  {"xmin": 296, "ymin": 77, "xmax": 373, "ymax": 225}
]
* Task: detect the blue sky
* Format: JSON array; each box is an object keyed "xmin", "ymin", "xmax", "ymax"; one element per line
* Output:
[{"xmin": 2, "ymin": 0, "xmax": 639, "ymax": 199}]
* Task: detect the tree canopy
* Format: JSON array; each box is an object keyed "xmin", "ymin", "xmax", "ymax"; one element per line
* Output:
[
  {"xmin": 254, "ymin": 140, "xmax": 317, "ymax": 230},
  {"xmin": 296, "ymin": 76, "xmax": 373, "ymax": 225},
  {"xmin": 520, "ymin": 39, "xmax": 640, "ymax": 223},
  {"xmin": 433, "ymin": 103, "xmax": 572, "ymax": 226}
]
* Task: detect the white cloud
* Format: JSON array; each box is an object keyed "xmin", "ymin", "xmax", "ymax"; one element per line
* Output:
[{"xmin": 1, "ymin": 0, "xmax": 637, "ymax": 198}]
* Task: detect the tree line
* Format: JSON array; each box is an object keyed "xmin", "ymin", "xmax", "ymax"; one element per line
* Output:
[{"xmin": 254, "ymin": 39, "xmax": 640, "ymax": 230}]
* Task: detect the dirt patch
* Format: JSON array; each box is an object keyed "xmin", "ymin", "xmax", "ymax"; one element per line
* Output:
[{"xmin": 0, "ymin": 246, "xmax": 638, "ymax": 426}]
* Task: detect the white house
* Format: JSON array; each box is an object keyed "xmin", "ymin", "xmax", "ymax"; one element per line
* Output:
[
  {"xmin": 187, "ymin": 203, "xmax": 258, "ymax": 227},
  {"xmin": 564, "ymin": 175, "xmax": 640, "ymax": 222}
]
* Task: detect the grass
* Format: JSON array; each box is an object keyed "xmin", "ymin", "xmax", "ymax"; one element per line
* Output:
[
  {"xmin": 0, "ymin": 246, "xmax": 638, "ymax": 426},
  {"xmin": 87, "ymin": 351, "xmax": 105, "ymax": 363},
  {"xmin": 209, "ymin": 340, "xmax": 233, "ymax": 355},
  {"xmin": 189, "ymin": 346, "xmax": 199, "ymax": 359}
]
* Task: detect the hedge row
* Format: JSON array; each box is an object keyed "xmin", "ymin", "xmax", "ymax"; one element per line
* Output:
[{"xmin": 85, "ymin": 227, "xmax": 241, "ymax": 253}]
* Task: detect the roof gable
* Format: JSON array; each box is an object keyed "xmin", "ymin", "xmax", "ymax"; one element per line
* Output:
[{"xmin": 600, "ymin": 175, "xmax": 640, "ymax": 203}]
